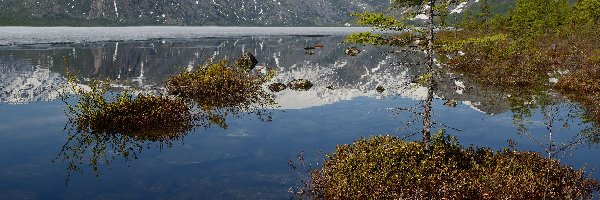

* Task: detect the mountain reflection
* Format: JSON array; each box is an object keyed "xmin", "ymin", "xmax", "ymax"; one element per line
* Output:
[
  {"xmin": 1, "ymin": 36, "xmax": 597, "ymax": 126},
  {"xmin": 0, "ymin": 36, "xmax": 510, "ymax": 113}
]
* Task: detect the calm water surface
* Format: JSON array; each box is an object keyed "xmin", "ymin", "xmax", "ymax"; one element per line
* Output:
[{"xmin": 0, "ymin": 27, "xmax": 598, "ymax": 199}]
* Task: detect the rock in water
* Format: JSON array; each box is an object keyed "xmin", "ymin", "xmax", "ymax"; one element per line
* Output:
[
  {"xmin": 345, "ymin": 47, "xmax": 361, "ymax": 56},
  {"xmin": 376, "ymin": 86, "xmax": 385, "ymax": 93},
  {"xmin": 443, "ymin": 99, "xmax": 457, "ymax": 107},
  {"xmin": 269, "ymin": 83, "xmax": 287, "ymax": 92},
  {"xmin": 235, "ymin": 52, "xmax": 259, "ymax": 71},
  {"xmin": 287, "ymin": 79, "xmax": 313, "ymax": 91}
]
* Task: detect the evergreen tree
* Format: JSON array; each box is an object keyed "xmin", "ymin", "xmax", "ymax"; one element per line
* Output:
[
  {"xmin": 509, "ymin": 0, "xmax": 571, "ymax": 37},
  {"xmin": 478, "ymin": 0, "xmax": 492, "ymax": 24},
  {"xmin": 572, "ymin": 0, "xmax": 600, "ymax": 42}
]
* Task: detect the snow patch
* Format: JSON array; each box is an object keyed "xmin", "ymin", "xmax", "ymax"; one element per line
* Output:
[{"xmin": 451, "ymin": 2, "xmax": 468, "ymax": 14}]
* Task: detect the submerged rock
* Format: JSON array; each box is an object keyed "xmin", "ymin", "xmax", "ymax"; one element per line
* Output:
[
  {"xmin": 345, "ymin": 47, "xmax": 361, "ymax": 56},
  {"xmin": 234, "ymin": 52, "xmax": 259, "ymax": 71},
  {"xmin": 376, "ymin": 86, "xmax": 385, "ymax": 93},
  {"xmin": 268, "ymin": 83, "xmax": 287, "ymax": 92},
  {"xmin": 287, "ymin": 79, "xmax": 313, "ymax": 91}
]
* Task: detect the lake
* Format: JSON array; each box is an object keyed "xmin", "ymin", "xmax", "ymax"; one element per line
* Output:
[{"xmin": 0, "ymin": 27, "xmax": 598, "ymax": 199}]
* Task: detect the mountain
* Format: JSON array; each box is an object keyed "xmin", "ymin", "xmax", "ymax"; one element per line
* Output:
[
  {"xmin": 0, "ymin": 0, "xmax": 391, "ymax": 26},
  {"xmin": 0, "ymin": 0, "xmax": 514, "ymax": 26}
]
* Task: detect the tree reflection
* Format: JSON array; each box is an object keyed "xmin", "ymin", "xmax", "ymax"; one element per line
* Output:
[
  {"xmin": 432, "ymin": 44, "xmax": 600, "ymax": 158},
  {"xmin": 512, "ymin": 95, "xmax": 594, "ymax": 158},
  {"xmin": 55, "ymin": 54, "xmax": 277, "ymax": 181},
  {"xmin": 555, "ymin": 66, "xmax": 600, "ymax": 129},
  {"xmin": 385, "ymin": 38, "xmax": 600, "ymax": 160}
]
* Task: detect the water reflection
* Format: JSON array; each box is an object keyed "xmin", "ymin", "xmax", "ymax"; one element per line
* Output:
[
  {"xmin": 0, "ymin": 34, "xmax": 599, "ymax": 198},
  {"xmin": 442, "ymin": 53, "xmax": 600, "ymax": 156},
  {"xmin": 2, "ymin": 35, "xmax": 597, "ymax": 153},
  {"xmin": 1, "ymin": 36, "xmax": 517, "ymax": 113}
]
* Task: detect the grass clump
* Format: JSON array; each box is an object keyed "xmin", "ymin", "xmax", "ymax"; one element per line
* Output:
[
  {"xmin": 167, "ymin": 59, "xmax": 275, "ymax": 128},
  {"xmin": 58, "ymin": 55, "xmax": 276, "ymax": 180},
  {"xmin": 77, "ymin": 94, "xmax": 193, "ymax": 141},
  {"xmin": 59, "ymin": 75, "xmax": 195, "ymax": 179},
  {"xmin": 310, "ymin": 132, "xmax": 599, "ymax": 199},
  {"xmin": 62, "ymin": 76, "xmax": 194, "ymax": 141},
  {"xmin": 167, "ymin": 59, "xmax": 273, "ymax": 109}
]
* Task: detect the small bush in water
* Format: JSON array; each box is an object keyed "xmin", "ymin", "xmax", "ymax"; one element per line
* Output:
[
  {"xmin": 310, "ymin": 132, "xmax": 599, "ymax": 199},
  {"xmin": 61, "ymin": 75, "xmax": 193, "ymax": 141},
  {"xmin": 167, "ymin": 59, "xmax": 274, "ymax": 110},
  {"xmin": 166, "ymin": 59, "xmax": 275, "ymax": 128},
  {"xmin": 78, "ymin": 94, "xmax": 193, "ymax": 141}
]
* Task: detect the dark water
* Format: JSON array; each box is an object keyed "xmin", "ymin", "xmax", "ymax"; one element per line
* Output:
[{"xmin": 0, "ymin": 34, "xmax": 598, "ymax": 199}]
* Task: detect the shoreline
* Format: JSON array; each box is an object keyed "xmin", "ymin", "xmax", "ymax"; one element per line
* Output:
[{"xmin": 0, "ymin": 26, "xmax": 370, "ymax": 46}]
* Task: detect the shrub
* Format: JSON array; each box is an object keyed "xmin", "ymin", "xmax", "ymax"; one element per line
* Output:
[
  {"xmin": 61, "ymin": 74, "xmax": 194, "ymax": 141},
  {"xmin": 311, "ymin": 133, "xmax": 599, "ymax": 199},
  {"xmin": 78, "ymin": 94, "xmax": 193, "ymax": 141},
  {"xmin": 59, "ymin": 76, "xmax": 195, "ymax": 178},
  {"xmin": 167, "ymin": 59, "xmax": 274, "ymax": 111}
]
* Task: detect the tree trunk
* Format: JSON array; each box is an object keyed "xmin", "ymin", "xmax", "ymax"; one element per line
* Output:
[{"xmin": 422, "ymin": 0, "xmax": 437, "ymax": 151}]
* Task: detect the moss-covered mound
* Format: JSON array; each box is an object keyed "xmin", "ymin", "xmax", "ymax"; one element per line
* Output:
[
  {"xmin": 79, "ymin": 94, "xmax": 193, "ymax": 141},
  {"xmin": 311, "ymin": 134, "xmax": 599, "ymax": 199},
  {"xmin": 166, "ymin": 59, "xmax": 274, "ymax": 110}
]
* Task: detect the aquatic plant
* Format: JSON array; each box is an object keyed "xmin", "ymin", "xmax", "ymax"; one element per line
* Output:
[
  {"xmin": 166, "ymin": 58, "xmax": 276, "ymax": 128},
  {"xmin": 56, "ymin": 54, "xmax": 277, "ymax": 180},
  {"xmin": 76, "ymin": 94, "xmax": 194, "ymax": 141},
  {"xmin": 60, "ymin": 70, "xmax": 194, "ymax": 141},
  {"xmin": 310, "ymin": 132, "xmax": 600, "ymax": 199},
  {"xmin": 56, "ymin": 71, "xmax": 195, "ymax": 178}
]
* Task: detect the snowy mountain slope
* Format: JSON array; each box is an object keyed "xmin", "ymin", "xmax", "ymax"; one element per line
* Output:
[
  {"xmin": 0, "ymin": 0, "xmax": 390, "ymax": 26},
  {"xmin": 0, "ymin": 0, "xmax": 508, "ymax": 26}
]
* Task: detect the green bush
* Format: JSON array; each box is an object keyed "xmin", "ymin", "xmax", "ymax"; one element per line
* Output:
[
  {"xmin": 311, "ymin": 133, "xmax": 599, "ymax": 199},
  {"xmin": 166, "ymin": 59, "xmax": 275, "ymax": 128},
  {"xmin": 61, "ymin": 74, "xmax": 193, "ymax": 141},
  {"xmin": 79, "ymin": 94, "xmax": 193, "ymax": 141},
  {"xmin": 167, "ymin": 59, "xmax": 274, "ymax": 110}
]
